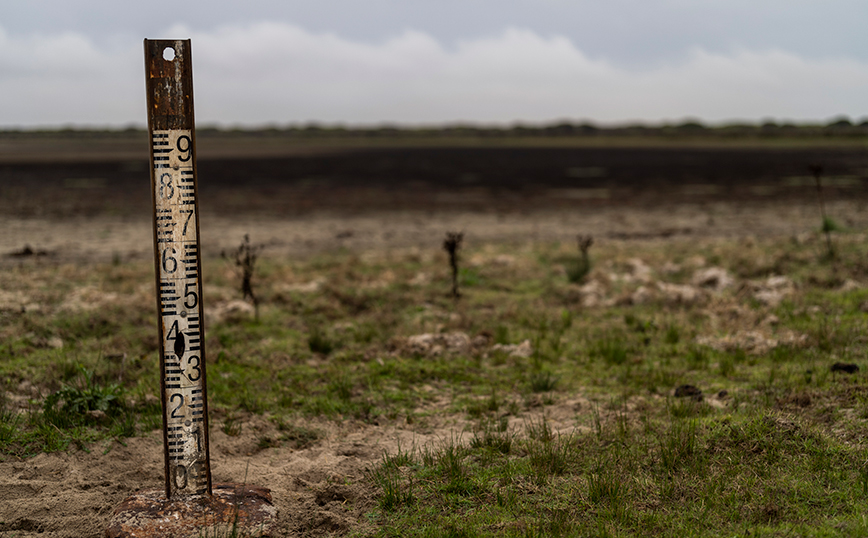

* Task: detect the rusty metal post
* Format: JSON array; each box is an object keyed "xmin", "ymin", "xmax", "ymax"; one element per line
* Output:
[
  {"xmin": 106, "ymin": 39, "xmax": 276, "ymax": 538},
  {"xmin": 144, "ymin": 38, "xmax": 212, "ymax": 500}
]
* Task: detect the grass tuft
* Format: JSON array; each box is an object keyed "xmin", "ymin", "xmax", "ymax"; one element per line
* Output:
[
  {"xmin": 591, "ymin": 336, "xmax": 629, "ymax": 365},
  {"xmin": 528, "ymin": 370, "xmax": 559, "ymax": 393}
]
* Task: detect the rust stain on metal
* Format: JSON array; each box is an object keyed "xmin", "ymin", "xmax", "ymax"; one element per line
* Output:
[
  {"xmin": 105, "ymin": 483, "xmax": 276, "ymax": 538},
  {"xmin": 144, "ymin": 39, "xmax": 194, "ymax": 131}
]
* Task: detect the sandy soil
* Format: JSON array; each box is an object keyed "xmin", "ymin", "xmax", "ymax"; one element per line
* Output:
[{"xmin": 0, "ymin": 396, "xmax": 594, "ymax": 537}]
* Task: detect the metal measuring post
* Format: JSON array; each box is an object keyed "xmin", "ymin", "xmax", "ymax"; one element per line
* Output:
[
  {"xmin": 145, "ymin": 38, "xmax": 211, "ymax": 499},
  {"xmin": 106, "ymin": 39, "xmax": 275, "ymax": 538}
]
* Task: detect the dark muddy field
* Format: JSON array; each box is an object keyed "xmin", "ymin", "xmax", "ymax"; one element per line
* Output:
[{"xmin": 2, "ymin": 144, "xmax": 867, "ymax": 218}]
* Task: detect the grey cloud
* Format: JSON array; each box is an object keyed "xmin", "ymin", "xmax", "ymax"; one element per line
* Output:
[
  {"xmin": 1, "ymin": 23, "xmax": 867, "ymax": 128},
  {"xmin": 3, "ymin": 0, "xmax": 868, "ymax": 67}
]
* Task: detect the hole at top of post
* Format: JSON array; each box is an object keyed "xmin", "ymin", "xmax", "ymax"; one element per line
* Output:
[{"xmin": 163, "ymin": 47, "xmax": 176, "ymax": 61}]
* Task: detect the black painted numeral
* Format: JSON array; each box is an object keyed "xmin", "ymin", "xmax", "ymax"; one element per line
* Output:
[
  {"xmin": 162, "ymin": 247, "xmax": 177, "ymax": 273},
  {"xmin": 177, "ymin": 135, "xmax": 192, "ymax": 162},
  {"xmin": 170, "ymin": 393, "xmax": 184, "ymax": 418},
  {"xmin": 166, "ymin": 320, "xmax": 179, "ymax": 341},
  {"xmin": 159, "ymin": 173, "xmax": 174, "ymax": 199},
  {"xmin": 183, "ymin": 282, "xmax": 198, "ymax": 309},
  {"xmin": 181, "ymin": 209, "xmax": 194, "ymax": 235},
  {"xmin": 187, "ymin": 356, "xmax": 201, "ymax": 381}
]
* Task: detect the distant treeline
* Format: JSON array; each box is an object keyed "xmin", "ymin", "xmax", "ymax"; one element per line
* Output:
[{"xmin": 2, "ymin": 118, "xmax": 867, "ymax": 139}]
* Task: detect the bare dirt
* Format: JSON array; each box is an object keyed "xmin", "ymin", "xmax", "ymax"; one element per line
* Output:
[
  {"xmin": 0, "ymin": 399, "xmax": 594, "ymax": 537},
  {"xmin": 2, "ymin": 141, "xmax": 868, "ymax": 537}
]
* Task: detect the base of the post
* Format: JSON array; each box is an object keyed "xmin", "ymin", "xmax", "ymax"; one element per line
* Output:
[{"xmin": 105, "ymin": 483, "xmax": 276, "ymax": 538}]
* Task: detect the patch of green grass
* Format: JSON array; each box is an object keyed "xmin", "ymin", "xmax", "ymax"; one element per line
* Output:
[
  {"xmin": 308, "ymin": 325, "xmax": 338, "ymax": 355},
  {"xmin": 368, "ymin": 410, "xmax": 868, "ymax": 537},
  {"xmin": 657, "ymin": 419, "xmax": 700, "ymax": 474},
  {"xmin": 470, "ymin": 417, "xmax": 512, "ymax": 455},
  {"xmin": 590, "ymin": 335, "xmax": 629, "ymax": 366},
  {"xmin": 588, "ymin": 467, "xmax": 625, "ymax": 505},
  {"xmin": 686, "ymin": 346, "xmax": 710, "ymax": 370},
  {"xmin": 528, "ymin": 370, "xmax": 559, "ymax": 393},
  {"xmin": 493, "ymin": 325, "xmax": 510, "ymax": 345},
  {"xmin": 41, "ymin": 366, "xmax": 124, "ymax": 423},
  {"xmin": 465, "ymin": 392, "xmax": 500, "ymax": 418},
  {"xmin": 459, "ymin": 267, "xmax": 482, "ymax": 287},
  {"xmin": 663, "ymin": 325, "xmax": 680, "ymax": 345},
  {"xmin": 0, "ymin": 365, "xmax": 136, "ymax": 457},
  {"xmin": 0, "ymin": 406, "xmax": 22, "ymax": 445},
  {"xmin": 821, "ymin": 216, "xmax": 842, "ymax": 233}
]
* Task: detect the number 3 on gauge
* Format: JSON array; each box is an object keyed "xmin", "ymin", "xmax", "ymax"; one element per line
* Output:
[{"xmin": 187, "ymin": 356, "xmax": 201, "ymax": 381}]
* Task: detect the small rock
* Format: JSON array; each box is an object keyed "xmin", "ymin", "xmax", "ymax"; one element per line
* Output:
[
  {"xmin": 692, "ymin": 267, "xmax": 733, "ymax": 291},
  {"xmin": 86, "ymin": 410, "xmax": 107, "ymax": 422},
  {"xmin": 510, "ymin": 340, "xmax": 533, "ymax": 358},
  {"xmin": 658, "ymin": 282, "xmax": 701, "ymax": 304},
  {"xmin": 661, "ymin": 261, "xmax": 681, "ymax": 275},
  {"xmin": 207, "ymin": 299, "xmax": 255, "ymax": 324},
  {"xmin": 686, "ymin": 255, "xmax": 706, "ymax": 268},
  {"xmin": 830, "ymin": 362, "xmax": 859, "ymax": 374},
  {"xmin": 839, "ymin": 279, "xmax": 862, "ymax": 293},
  {"xmin": 625, "ymin": 258, "xmax": 653, "ymax": 283},
  {"xmin": 405, "ymin": 332, "xmax": 471, "ymax": 356},
  {"xmin": 490, "ymin": 339, "xmax": 533, "ymax": 358},
  {"xmin": 629, "ymin": 285, "xmax": 654, "ymax": 305},
  {"xmin": 762, "ymin": 315, "xmax": 780, "ymax": 326},
  {"xmin": 492, "ymin": 254, "xmax": 516, "ymax": 266},
  {"xmin": 751, "ymin": 275, "xmax": 795, "ymax": 307},
  {"xmin": 408, "ymin": 272, "xmax": 430, "ymax": 286},
  {"xmin": 47, "ymin": 336, "xmax": 64, "ymax": 349},
  {"xmin": 575, "ymin": 279, "xmax": 608, "ymax": 307},
  {"xmin": 471, "ymin": 332, "xmax": 492, "ymax": 348},
  {"xmin": 695, "ymin": 330, "xmax": 800, "ymax": 356},
  {"xmin": 674, "ymin": 384, "xmax": 703, "ymax": 400},
  {"xmin": 278, "ymin": 278, "xmax": 325, "ymax": 294}
]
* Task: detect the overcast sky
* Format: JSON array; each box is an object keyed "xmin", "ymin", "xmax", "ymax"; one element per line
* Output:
[{"xmin": 2, "ymin": 1, "xmax": 867, "ymax": 128}]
